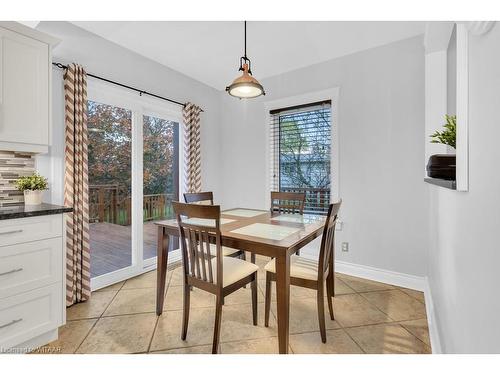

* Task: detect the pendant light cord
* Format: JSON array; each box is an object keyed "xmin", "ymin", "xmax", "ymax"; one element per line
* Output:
[{"xmin": 244, "ymin": 20, "xmax": 247, "ymax": 58}]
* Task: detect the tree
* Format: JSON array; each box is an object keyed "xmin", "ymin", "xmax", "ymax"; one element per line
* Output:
[
  {"xmin": 279, "ymin": 109, "xmax": 331, "ymax": 190},
  {"xmin": 87, "ymin": 100, "xmax": 178, "ymax": 205}
]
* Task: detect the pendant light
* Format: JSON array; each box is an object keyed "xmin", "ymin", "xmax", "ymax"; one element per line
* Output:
[{"xmin": 226, "ymin": 21, "xmax": 265, "ymax": 99}]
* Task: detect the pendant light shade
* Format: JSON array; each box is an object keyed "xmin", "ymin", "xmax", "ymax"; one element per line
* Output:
[{"xmin": 226, "ymin": 21, "xmax": 265, "ymax": 99}]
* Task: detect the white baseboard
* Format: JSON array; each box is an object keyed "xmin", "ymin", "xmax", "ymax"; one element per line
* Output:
[
  {"xmin": 335, "ymin": 260, "xmax": 426, "ymax": 291},
  {"xmin": 422, "ymin": 277, "xmax": 443, "ymax": 353},
  {"xmin": 335, "ymin": 260, "xmax": 442, "ymax": 354}
]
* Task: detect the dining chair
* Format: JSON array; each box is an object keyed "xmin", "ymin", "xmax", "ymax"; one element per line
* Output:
[
  {"xmin": 172, "ymin": 202, "xmax": 259, "ymax": 354},
  {"xmin": 184, "ymin": 191, "xmax": 246, "ymax": 260},
  {"xmin": 270, "ymin": 191, "xmax": 307, "ymax": 255},
  {"xmin": 264, "ymin": 200, "xmax": 342, "ymax": 343},
  {"xmin": 270, "ymin": 191, "xmax": 306, "ymax": 214},
  {"xmin": 184, "ymin": 191, "xmax": 214, "ymax": 205}
]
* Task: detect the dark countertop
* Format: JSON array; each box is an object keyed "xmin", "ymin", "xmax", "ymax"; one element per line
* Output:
[{"xmin": 0, "ymin": 203, "xmax": 73, "ymax": 220}]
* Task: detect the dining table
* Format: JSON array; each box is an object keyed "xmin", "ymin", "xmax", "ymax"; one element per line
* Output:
[{"xmin": 154, "ymin": 207, "xmax": 328, "ymax": 354}]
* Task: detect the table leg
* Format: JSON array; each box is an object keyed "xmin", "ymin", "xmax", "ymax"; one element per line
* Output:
[
  {"xmin": 275, "ymin": 253, "xmax": 290, "ymax": 354},
  {"xmin": 156, "ymin": 226, "xmax": 169, "ymax": 315}
]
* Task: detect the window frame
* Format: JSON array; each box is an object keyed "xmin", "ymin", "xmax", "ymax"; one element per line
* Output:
[
  {"xmin": 87, "ymin": 79, "xmax": 183, "ymax": 291},
  {"xmin": 264, "ymin": 88, "xmax": 340, "ymax": 211}
]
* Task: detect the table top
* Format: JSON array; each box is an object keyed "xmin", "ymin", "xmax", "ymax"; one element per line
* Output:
[{"xmin": 155, "ymin": 208, "xmax": 326, "ymax": 253}]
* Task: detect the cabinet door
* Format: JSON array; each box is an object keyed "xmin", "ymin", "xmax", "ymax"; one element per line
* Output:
[{"xmin": 0, "ymin": 27, "xmax": 49, "ymax": 146}]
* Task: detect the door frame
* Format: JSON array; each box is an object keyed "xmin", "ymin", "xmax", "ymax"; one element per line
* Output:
[{"xmin": 87, "ymin": 78, "xmax": 183, "ymax": 291}]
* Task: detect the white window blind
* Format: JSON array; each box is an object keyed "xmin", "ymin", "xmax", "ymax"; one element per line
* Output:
[{"xmin": 269, "ymin": 100, "xmax": 331, "ymax": 214}]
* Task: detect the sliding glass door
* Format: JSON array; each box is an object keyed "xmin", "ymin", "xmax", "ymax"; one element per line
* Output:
[
  {"xmin": 88, "ymin": 100, "xmax": 133, "ymax": 278},
  {"xmin": 87, "ymin": 81, "xmax": 181, "ymax": 290},
  {"xmin": 142, "ymin": 114, "xmax": 179, "ymax": 264}
]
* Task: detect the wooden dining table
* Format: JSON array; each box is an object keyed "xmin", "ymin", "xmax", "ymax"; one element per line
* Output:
[{"xmin": 154, "ymin": 207, "xmax": 327, "ymax": 354}]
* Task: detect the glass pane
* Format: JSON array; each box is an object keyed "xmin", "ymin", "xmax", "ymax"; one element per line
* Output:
[
  {"xmin": 88, "ymin": 100, "xmax": 132, "ymax": 278},
  {"xmin": 143, "ymin": 114, "xmax": 179, "ymax": 260},
  {"xmin": 279, "ymin": 106, "xmax": 331, "ymax": 214}
]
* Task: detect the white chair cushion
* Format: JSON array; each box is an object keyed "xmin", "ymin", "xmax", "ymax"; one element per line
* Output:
[
  {"xmin": 199, "ymin": 243, "xmax": 240, "ymax": 257},
  {"xmin": 264, "ymin": 255, "xmax": 319, "ymax": 281},
  {"xmin": 211, "ymin": 256, "xmax": 259, "ymax": 287}
]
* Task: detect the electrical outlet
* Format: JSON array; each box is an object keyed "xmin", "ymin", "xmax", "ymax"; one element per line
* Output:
[{"xmin": 341, "ymin": 242, "xmax": 349, "ymax": 252}]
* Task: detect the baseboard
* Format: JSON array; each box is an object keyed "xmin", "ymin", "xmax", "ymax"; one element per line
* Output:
[
  {"xmin": 422, "ymin": 277, "xmax": 443, "ymax": 354},
  {"xmin": 335, "ymin": 260, "xmax": 442, "ymax": 353},
  {"xmin": 335, "ymin": 260, "xmax": 426, "ymax": 291}
]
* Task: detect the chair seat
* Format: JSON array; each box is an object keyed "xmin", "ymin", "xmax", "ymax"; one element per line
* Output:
[
  {"xmin": 211, "ymin": 256, "xmax": 259, "ymax": 287},
  {"xmin": 202, "ymin": 243, "xmax": 241, "ymax": 257},
  {"xmin": 264, "ymin": 255, "xmax": 319, "ymax": 281}
]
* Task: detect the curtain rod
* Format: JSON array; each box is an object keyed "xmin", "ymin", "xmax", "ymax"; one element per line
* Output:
[{"xmin": 52, "ymin": 62, "xmax": 204, "ymax": 112}]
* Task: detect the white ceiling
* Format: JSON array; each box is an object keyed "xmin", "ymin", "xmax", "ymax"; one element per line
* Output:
[{"xmin": 72, "ymin": 21, "xmax": 425, "ymax": 90}]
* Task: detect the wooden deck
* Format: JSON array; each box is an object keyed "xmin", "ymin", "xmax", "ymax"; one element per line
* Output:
[{"xmin": 90, "ymin": 221, "xmax": 166, "ymax": 277}]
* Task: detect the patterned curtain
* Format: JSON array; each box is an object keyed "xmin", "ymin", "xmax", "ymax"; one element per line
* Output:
[
  {"xmin": 182, "ymin": 103, "xmax": 202, "ymax": 193},
  {"xmin": 64, "ymin": 64, "xmax": 91, "ymax": 306}
]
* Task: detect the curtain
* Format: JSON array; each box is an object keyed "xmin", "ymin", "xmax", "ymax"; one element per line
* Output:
[
  {"xmin": 64, "ymin": 64, "xmax": 91, "ymax": 306},
  {"xmin": 182, "ymin": 102, "xmax": 202, "ymax": 193}
]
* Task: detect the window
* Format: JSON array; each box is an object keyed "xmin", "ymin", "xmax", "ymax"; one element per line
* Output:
[{"xmin": 269, "ymin": 100, "xmax": 332, "ymax": 214}]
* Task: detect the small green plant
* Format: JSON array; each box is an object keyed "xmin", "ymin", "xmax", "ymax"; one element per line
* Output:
[
  {"xmin": 430, "ymin": 115, "xmax": 456, "ymax": 149},
  {"xmin": 15, "ymin": 173, "xmax": 48, "ymax": 192}
]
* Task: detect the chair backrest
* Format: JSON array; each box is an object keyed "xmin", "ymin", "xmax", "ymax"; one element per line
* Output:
[
  {"xmin": 317, "ymin": 200, "xmax": 342, "ymax": 279},
  {"xmin": 183, "ymin": 191, "xmax": 214, "ymax": 205},
  {"xmin": 270, "ymin": 191, "xmax": 306, "ymax": 214},
  {"xmin": 172, "ymin": 201, "xmax": 222, "ymax": 288}
]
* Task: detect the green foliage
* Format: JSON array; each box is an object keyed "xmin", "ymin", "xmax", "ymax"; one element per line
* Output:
[
  {"xmin": 279, "ymin": 109, "xmax": 331, "ymax": 190},
  {"xmin": 430, "ymin": 115, "xmax": 456, "ymax": 149},
  {"xmin": 87, "ymin": 100, "xmax": 177, "ymax": 216},
  {"xmin": 15, "ymin": 173, "xmax": 48, "ymax": 192}
]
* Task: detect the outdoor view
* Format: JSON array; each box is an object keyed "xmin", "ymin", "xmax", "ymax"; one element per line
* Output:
[
  {"xmin": 142, "ymin": 114, "xmax": 179, "ymax": 260},
  {"xmin": 278, "ymin": 106, "xmax": 331, "ymax": 213},
  {"xmin": 88, "ymin": 100, "xmax": 178, "ymax": 277}
]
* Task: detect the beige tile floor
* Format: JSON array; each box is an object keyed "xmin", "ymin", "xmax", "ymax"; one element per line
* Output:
[{"xmin": 34, "ymin": 256, "xmax": 431, "ymax": 354}]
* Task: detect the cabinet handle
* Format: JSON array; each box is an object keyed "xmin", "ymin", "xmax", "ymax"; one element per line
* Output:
[
  {"xmin": 0, "ymin": 229, "xmax": 23, "ymax": 236},
  {"xmin": 0, "ymin": 318, "xmax": 23, "ymax": 329},
  {"xmin": 0, "ymin": 268, "xmax": 23, "ymax": 277}
]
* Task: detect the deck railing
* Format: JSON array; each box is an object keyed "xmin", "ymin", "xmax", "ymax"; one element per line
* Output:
[
  {"xmin": 89, "ymin": 185, "xmax": 174, "ymax": 225},
  {"xmin": 280, "ymin": 186, "xmax": 331, "ymax": 214}
]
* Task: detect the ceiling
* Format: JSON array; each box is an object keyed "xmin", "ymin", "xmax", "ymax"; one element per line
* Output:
[{"xmin": 72, "ymin": 21, "xmax": 426, "ymax": 90}]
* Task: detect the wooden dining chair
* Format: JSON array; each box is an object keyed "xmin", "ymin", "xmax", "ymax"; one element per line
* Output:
[
  {"xmin": 183, "ymin": 191, "xmax": 246, "ymax": 261},
  {"xmin": 264, "ymin": 200, "xmax": 342, "ymax": 343},
  {"xmin": 270, "ymin": 191, "xmax": 306, "ymax": 214},
  {"xmin": 184, "ymin": 191, "xmax": 214, "ymax": 205},
  {"xmin": 270, "ymin": 191, "xmax": 306, "ymax": 255},
  {"xmin": 172, "ymin": 202, "xmax": 259, "ymax": 354}
]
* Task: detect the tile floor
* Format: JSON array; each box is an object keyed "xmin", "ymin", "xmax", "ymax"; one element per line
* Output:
[{"xmin": 34, "ymin": 256, "xmax": 431, "ymax": 354}]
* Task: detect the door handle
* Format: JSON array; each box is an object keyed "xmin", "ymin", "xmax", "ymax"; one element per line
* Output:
[
  {"xmin": 0, "ymin": 229, "xmax": 23, "ymax": 236},
  {"xmin": 0, "ymin": 318, "xmax": 23, "ymax": 329},
  {"xmin": 0, "ymin": 268, "xmax": 23, "ymax": 277}
]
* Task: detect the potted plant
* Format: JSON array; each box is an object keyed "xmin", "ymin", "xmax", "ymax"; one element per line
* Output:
[
  {"xmin": 15, "ymin": 173, "xmax": 49, "ymax": 205},
  {"xmin": 427, "ymin": 115, "xmax": 456, "ymax": 180}
]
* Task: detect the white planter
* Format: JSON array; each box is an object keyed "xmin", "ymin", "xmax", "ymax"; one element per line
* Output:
[{"xmin": 24, "ymin": 190, "xmax": 43, "ymax": 205}]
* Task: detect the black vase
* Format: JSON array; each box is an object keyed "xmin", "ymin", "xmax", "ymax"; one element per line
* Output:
[{"xmin": 426, "ymin": 154, "xmax": 456, "ymax": 180}]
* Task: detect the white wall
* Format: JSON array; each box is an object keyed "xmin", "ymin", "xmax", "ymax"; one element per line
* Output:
[
  {"xmin": 427, "ymin": 24, "xmax": 500, "ymax": 353},
  {"xmin": 219, "ymin": 36, "xmax": 429, "ymax": 277},
  {"xmin": 35, "ymin": 21, "xmax": 222, "ymax": 203}
]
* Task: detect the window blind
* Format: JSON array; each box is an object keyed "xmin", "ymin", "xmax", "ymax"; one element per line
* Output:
[{"xmin": 269, "ymin": 100, "xmax": 331, "ymax": 214}]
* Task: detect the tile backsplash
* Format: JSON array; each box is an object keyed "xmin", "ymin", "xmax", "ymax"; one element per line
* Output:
[{"xmin": 0, "ymin": 150, "xmax": 36, "ymax": 207}]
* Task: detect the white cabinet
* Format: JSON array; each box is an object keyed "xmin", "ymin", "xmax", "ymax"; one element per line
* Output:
[
  {"xmin": 0, "ymin": 214, "xmax": 65, "ymax": 352},
  {"xmin": 0, "ymin": 22, "xmax": 59, "ymax": 154}
]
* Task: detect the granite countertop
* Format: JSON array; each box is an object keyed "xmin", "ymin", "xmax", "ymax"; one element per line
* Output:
[{"xmin": 0, "ymin": 203, "xmax": 73, "ymax": 220}]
